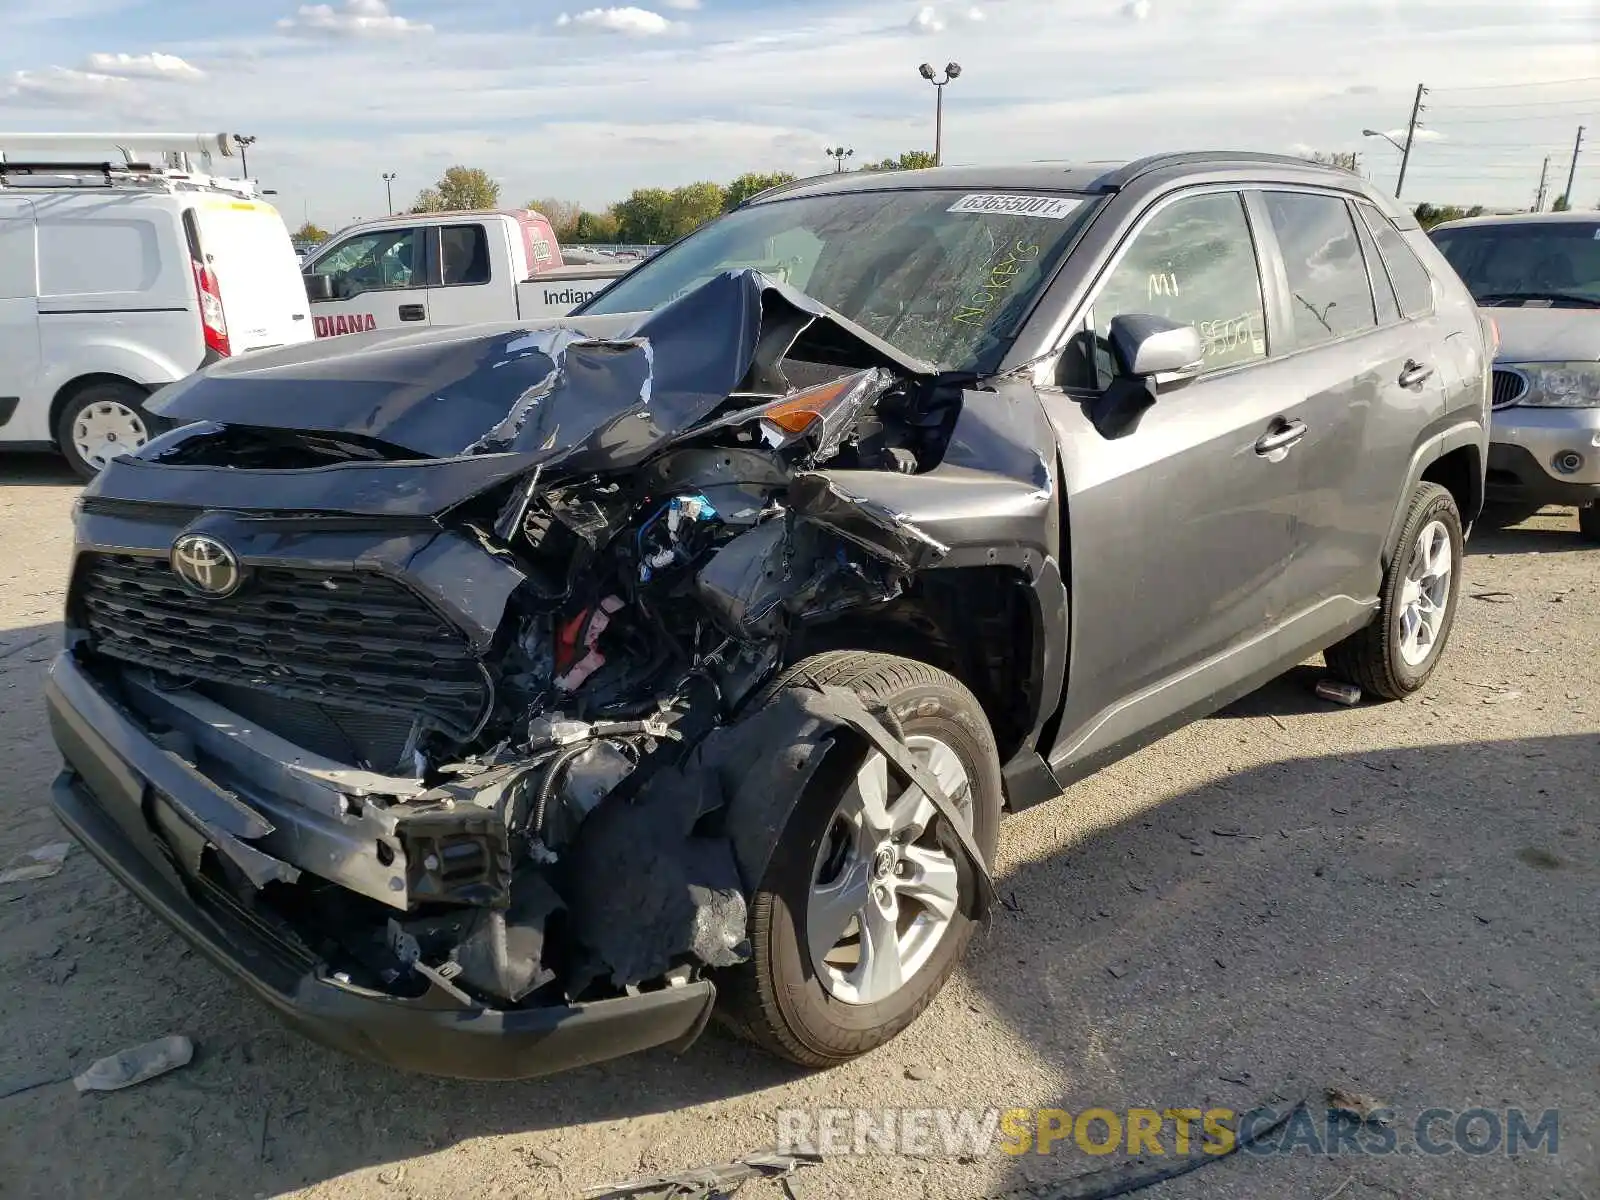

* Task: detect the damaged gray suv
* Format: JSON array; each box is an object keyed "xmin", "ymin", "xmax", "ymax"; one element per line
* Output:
[{"xmin": 48, "ymin": 153, "xmax": 1490, "ymax": 1079}]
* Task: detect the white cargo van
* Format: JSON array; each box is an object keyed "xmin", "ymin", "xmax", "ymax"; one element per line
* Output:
[{"xmin": 0, "ymin": 133, "xmax": 313, "ymax": 477}]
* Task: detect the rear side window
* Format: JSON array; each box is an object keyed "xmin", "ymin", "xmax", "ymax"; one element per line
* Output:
[
  {"xmin": 37, "ymin": 217, "xmax": 162, "ymax": 296},
  {"xmin": 1358, "ymin": 203, "xmax": 1434, "ymax": 318},
  {"xmin": 1088, "ymin": 190, "xmax": 1268, "ymax": 383},
  {"xmin": 1263, "ymin": 192, "xmax": 1376, "ymax": 348},
  {"xmin": 439, "ymin": 224, "xmax": 490, "ymax": 286},
  {"xmin": 1350, "ymin": 205, "xmax": 1402, "ymax": 325}
]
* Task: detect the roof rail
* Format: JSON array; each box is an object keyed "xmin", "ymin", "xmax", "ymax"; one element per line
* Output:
[
  {"xmin": 737, "ymin": 171, "xmax": 839, "ymax": 209},
  {"xmin": 1088, "ymin": 150, "xmax": 1340, "ymax": 192}
]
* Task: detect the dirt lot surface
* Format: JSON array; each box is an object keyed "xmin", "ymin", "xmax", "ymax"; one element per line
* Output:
[{"xmin": 0, "ymin": 455, "xmax": 1595, "ymax": 1200}]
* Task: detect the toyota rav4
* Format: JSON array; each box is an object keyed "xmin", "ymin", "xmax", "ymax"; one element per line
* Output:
[{"xmin": 48, "ymin": 153, "xmax": 1490, "ymax": 1080}]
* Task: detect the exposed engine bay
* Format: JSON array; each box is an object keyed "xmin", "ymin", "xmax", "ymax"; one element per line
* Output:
[{"xmin": 66, "ymin": 270, "xmax": 1052, "ymax": 1016}]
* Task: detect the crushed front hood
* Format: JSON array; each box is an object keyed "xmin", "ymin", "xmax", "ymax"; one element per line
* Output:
[{"xmin": 148, "ymin": 271, "xmax": 937, "ymax": 470}]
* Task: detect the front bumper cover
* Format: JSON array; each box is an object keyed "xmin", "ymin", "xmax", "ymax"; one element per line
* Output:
[{"xmin": 45, "ymin": 651, "xmax": 717, "ymax": 1081}]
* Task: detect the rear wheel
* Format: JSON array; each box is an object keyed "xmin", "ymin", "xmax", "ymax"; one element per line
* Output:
[
  {"xmin": 718, "ymin": 651, "xmax": 1002, "ymax": 1068},
  {"xmin": 55, "ymin": 381, "xmax": 164, "ymax": 480},
  {"xmin": 1579, "ymin": 502, "xmax": 1600, "ymax": 542},
  {"xmin": 1326, "ymin": 482, "xmax": 1463, "ymax": 699}
]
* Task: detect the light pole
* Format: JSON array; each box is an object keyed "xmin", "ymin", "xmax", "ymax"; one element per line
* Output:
[
  {"xmin": 918, "ymin": 62, "xmax": 962, "ymax": 166},
  {"xmin": 382, "ymin": 172, "xmax": 397, "ymax": 215},
  {"xmin": 826, "ymin": 146, "xmax": 854, "ymax": 173},
  {"xmin": 232, "ymin": 134, "xmax": 256, "ymax": 180}
]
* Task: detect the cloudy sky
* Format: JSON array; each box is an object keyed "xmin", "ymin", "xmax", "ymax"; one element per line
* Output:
[{"xmin": 2, "ymin": 0, "xmax": 1596, "ymax": 229}]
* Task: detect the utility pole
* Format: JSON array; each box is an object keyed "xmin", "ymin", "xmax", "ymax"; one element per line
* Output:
[
  {"xmin": 1395, "ymin": 83, "xmax": 1427, "ymax": 199},
  {"xmin": 918, "ymin": 62, "xmax": 962, "ymax": 166},
  {"xmin": 1534, "ymin": 156, "xmax": 1551, "ymax": 212},
  {"xmin": 1560, "ymin": 125, "xmax": 1585, "ymax": 208}
]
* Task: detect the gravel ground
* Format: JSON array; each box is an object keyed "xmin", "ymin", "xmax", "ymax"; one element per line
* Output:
[{"xmin": 0, "ymin": 454, "xmax": 1595, "ymax": 1200}]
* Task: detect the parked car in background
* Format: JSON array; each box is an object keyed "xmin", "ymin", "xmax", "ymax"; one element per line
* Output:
[
  {"xmin": 298, "ymin": 209, "xmax": 632, "ymax": 337},
  {"xmin": 1430, "ymin": 211, "xmax": 1600, "ymax": 539},
  {"xmin": 0, "ymin": 133, "xmax": 314, "ymax": 477},
  {"xmin": 49, "ymin": 152, "xmax": 1487, "ymax": 1081}
]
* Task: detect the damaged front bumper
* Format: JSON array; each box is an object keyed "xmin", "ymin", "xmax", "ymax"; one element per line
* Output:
[{"xmin": 46, "ymin": 651, "xmax": 716, "ymax": 1081}]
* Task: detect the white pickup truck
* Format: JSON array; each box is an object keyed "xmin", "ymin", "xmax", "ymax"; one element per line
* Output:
[{"xmin": 300, "ymin": 209, "xmax": 633, "ymax": 338}]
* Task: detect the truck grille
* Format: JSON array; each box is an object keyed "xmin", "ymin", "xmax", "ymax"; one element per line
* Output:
[
  {"xmin": 1491, "ymin": 368, "xmax": 1528, "ymax": 410},
  {"xmin": 74, "ymin": 553, "xmax": 490, "ymax": 742}
]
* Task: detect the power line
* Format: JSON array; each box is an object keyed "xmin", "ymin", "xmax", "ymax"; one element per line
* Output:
[
  {"xmin": 1426, "ymin": 95, "xmax": 1600, "ymax": 111},
  {"xmin": 1428, "ymin": 75, "xmax": 1600, "ymax": 94},
  {"xmin": 1426, "ymin": 111, "xmax": 1598, "ymax": 126}
]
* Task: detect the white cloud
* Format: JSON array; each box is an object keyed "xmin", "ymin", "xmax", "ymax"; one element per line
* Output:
[
  {"xmin": 84, "ymin": 51, "xmax": 205, "ymax": 81},
  {"xmin": 556, "ymin": 6, "xmax": 678, "ymax": 35},
  {"xmin": 278, "ymin": 0, "xmax": 433, "ymax": 38},
  {"xmin": 1121, "ymin": 0, "xmax": 1152, "ymax": 20},
  {"xmin": 911, "ymin": 5, "xmax": 986, "ymax": 34},
  {"xmin": 661, "ymin": 0, "xmax": 701, "ymax": 8},
  {"xmin": 3, "ymin": 66, "xmax": 132, "ymax": 104}
]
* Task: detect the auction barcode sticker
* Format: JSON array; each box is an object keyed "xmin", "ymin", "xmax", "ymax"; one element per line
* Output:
[{"xmin": 948, "ymin": 194, "xmax": 1081, "ymax": 218}]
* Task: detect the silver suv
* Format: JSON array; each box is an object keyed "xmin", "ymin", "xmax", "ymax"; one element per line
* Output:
[
  {"xmin": 1430, "ymin": 211, "xmax": 1600, "ymax": 539},
  {"xmin": 49, "ymin": 153, "xmax": 1490, "ymax": 1079}
]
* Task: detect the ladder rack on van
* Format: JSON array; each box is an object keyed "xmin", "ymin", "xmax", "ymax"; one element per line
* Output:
[{"xmin": 0, "ymin": 132, "xmax": 255, "ymax": 198}]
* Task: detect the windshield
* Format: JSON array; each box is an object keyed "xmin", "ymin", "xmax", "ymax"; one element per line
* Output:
[
  {"xmin": 581, "ymin": 188, "xmax": 1097, "ymax": 372},
  {"xmin": 1430, "ymin": 221, "xmax": 1600, "ymax": 306}
]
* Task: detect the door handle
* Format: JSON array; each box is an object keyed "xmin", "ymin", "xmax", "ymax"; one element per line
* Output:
[
  {"xmin": 398, "ymin": 304, "xmax": 427, "ymax": 322},
  {"xmin": 1255, "ymin": 419, "xmax": 1308, "ymax": 457},
  {"xmin": 1398, "ymin": 359, "xmax": 1434, "ymax": 389}
]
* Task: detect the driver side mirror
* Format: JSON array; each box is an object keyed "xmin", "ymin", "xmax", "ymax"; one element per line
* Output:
[
  {"xmin": 1109, "ymin": 314, "xmax": 1204, "ymax": 381},
  {"xmin": 303, "ymin": 273, "xmax": 335, "ymax": 303},
  {"xmin": 1085, "ymin": 315, "xmax": 1205, "ymax": 442}
]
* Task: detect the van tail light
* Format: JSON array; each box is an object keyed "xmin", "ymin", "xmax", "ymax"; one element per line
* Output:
[{"xmin": 191, "ymin": 259, "xmax": 231, "ymax": 358}]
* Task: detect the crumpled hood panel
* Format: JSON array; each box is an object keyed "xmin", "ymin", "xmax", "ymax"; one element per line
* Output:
[{"xmin": 148, "ymin": 271, "xmax": 936, "ymax": 472}]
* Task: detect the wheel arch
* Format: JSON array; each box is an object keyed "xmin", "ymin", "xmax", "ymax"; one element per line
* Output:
[{"xmin": 1382, "ymin": 422, "xmax": 1486, "ymax": 567}]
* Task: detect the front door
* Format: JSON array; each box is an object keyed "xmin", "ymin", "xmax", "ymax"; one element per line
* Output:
[
  {"xmin": 1039, "ymin": 188, "xmax": 1307, "ymax": 768},
  {"xmin": 303, "ymin": 224, "xmax": 429, "ymax": 340}
]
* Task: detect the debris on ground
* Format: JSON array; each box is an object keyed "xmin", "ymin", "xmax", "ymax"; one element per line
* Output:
[
  {"xmin": 1469, "ymin": 591, "xmax": 1516, "ymax": 603},
  {"xmin": 1325, "ymin": 1087, "xmax": 1393, "ymax": 1127},
  {"xmin": 1313, "ymin": 680, "xmax": 1362, "ymax": 707},
  {"xmin": 73, "ymin": 1035, "xmax": 194, "ymax": 1093},
  {"xmin": 996, "ymin": 1095, "xmax": 1304, "ymax": 1198},
  {"xmin": 0, "ymin": 842, "xmax": 70, "ymax": 885},
  {"xmin": 581, "ymin": 1151, "xmax": 822, "ymax": 1199}
]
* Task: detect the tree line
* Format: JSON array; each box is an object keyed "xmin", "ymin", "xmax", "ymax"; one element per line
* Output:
[{"xmin": 290, "ymin": 152, "xmax": 939, "ymax": 247}]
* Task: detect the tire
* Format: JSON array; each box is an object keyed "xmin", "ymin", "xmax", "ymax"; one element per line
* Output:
[
  {"xmin": 717, "ymin": 651, "xmax": 1003, "ymax": 1068},
  {"xmin": 54, "ymin": 380, "xmax": 166, "ymax": 480},
  {"xmin": 1326, "ymin": 482, "xmax": 1464, "ymax": 700},
  {"xmin": 1579, "ymin": 502, "xmax": 1600, "ymax": 542}
]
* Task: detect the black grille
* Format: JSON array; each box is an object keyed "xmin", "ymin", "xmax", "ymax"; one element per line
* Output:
[
  {"xmin": 1492, "ymin": 368, "xmax": 1528, "ymax": 409},
  {"xmin": 75, "ymin": 553, "xmax": 490, "ymax": 742}
]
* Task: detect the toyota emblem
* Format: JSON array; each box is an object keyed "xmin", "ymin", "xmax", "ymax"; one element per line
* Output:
[{"xmin": 170, "ymin": 534, "xmax": 243, "ymax": 598}]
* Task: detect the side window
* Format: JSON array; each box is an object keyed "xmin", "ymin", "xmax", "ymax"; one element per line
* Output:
[
  {"xmin": 439, "ymin": 224, "xmax": 490, "ymax": 287},
  {"xmin": 1350, "ymin": 203, "xmax": 1402, "ymax": 325},
  {"xmin": 308, "ymin": 228, "xmax": 422, "ymax": 300},
  {"xmin": 1263, "ymin": 192, "xmax": 1377, "ymax": 348},
  {"xmin": 1086, "ymin": 191, "xmax": 1268, "ymax": 388},
  {"xmin": 1357, "ymin": 203, "xmax": 1435, "ymax": 318}
]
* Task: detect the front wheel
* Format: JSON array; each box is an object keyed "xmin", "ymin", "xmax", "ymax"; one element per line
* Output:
[
  {"xmin": 718, "ymin": 652, "xmax": 1002, "ymax": 1068},
  {"xmin": 1326, "ymin": 482, "xmax": 1464, "ymax": 700}
]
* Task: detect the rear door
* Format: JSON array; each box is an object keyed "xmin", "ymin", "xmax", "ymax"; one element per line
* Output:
[
  {"xmin": 1254, "ymin": 189, "xmax": 1444, "ymax": 613},
  {"xmin": 191, "ymin": 197, "xmax": 313, "ymax": 352},
  {"xmin": 302, "ymin": 222, "xmax": 431, "ymax": 339},
  {"xmin": 1041, "ymin": 188, "xmax": 1307, "ymax": 765},
  {"xmin": 0, "ymin": 197, "xmax": 44, "ymax": 443},
  {"xmin": 424, "ymin": 221, "xmax": 509, "ymax": 327}
]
